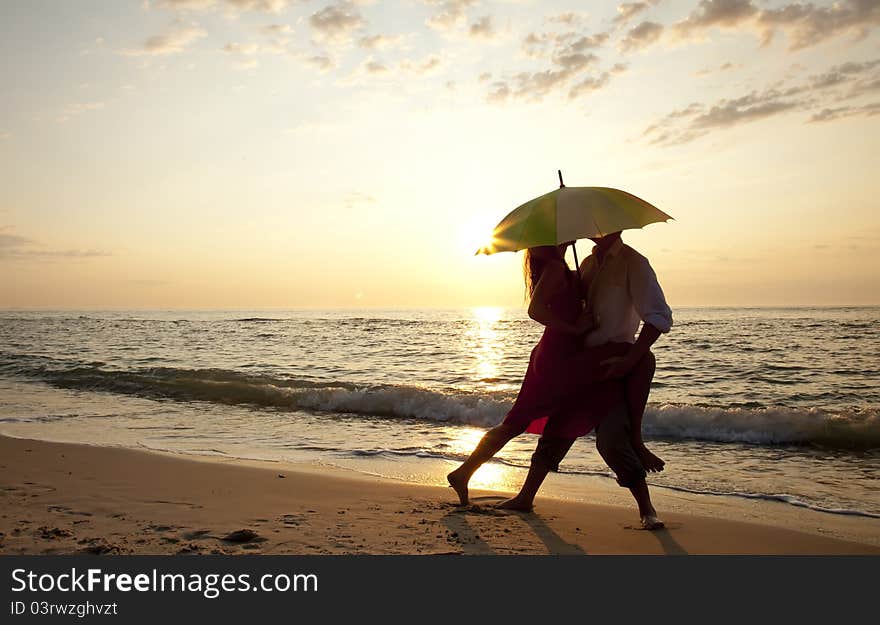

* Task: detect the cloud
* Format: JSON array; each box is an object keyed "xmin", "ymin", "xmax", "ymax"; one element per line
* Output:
[
  {"xmin": 523, "ymin": 30, "xmax": 609, "ymax": 59},
  {"xmin": 304, "ymin": 54, "xmax": 335, "ymax": 72},
  {"xmin": 486, "ymin": 81, "xmax": 510, "ymax": 103},
  {"xmin": 469, "ymin": 15, "xmax": 495, "ymax": 39},
  {"xmin": 56, "ymin": 102, "xmax": 105, "ymax": 123},
  {"xmin": 613, "ymin": 1, "xmax": 660, "ymax": 27},
  {"xmin": 487, "ymin": 26, "xmax": 618, "ymax": 102},
  {"xmin": 260, "ymin": 24, "xmax": 291, "ymax": 35},
  {"xmin": 510, "ymin": 53, "xmax": 599, "ymax": 100},
  {"xmin": 691, "ymin": 92, "xmax": 801, "ymax": 129},
  {"xmin": 0, "ymin": 229, "xmax": 111, "ymax": 261},
  {"xmin": 310, "ymin": 1, "xmax": 366, "ymax": 43},
  {"xmin": 363, "ymin": 58, "xmax": 390, "ymax": 74},
  {"xmin": 695, "ymin": 61, "xmax": 738, "ymax": 76},
  {"xmin": 807, "ymin": 59, "xmax": 880, "ymax": 92},
  {"xmin": 672, "ymin": 0, "xmax": 758, "ymax": 39},
  {"xmin": 757, "ymin": 0, "xmax": 880, "ymax": 49},
  {"xmin": 399, "ymin": 54, "xmax": 443, "ymax": 74},
  {"xmin": 155, "ymin": 0, "xmax": 217, "ymax": 9},
  {"xmin": 424, "ymin": 0, "xmax": 477, "ymax": 32},
  {"xmin": 547, "ymin": 12, "xmax": 582, "ymax": 26},
  {"xmin": 155, "ymin": 0, "xmax": 289, "ymax": 12},
  {"xmin": 222, "ymin": 42, "xmax": 259, "ymax": 55},
  {"xmin": 569, "ymin": 72, "xmax": 612, "ymax": 98},
  {"xmin": 225, "ymin": 0, "xmax": 288, "ymax": 11},
  {"xmin": 124, "ymin": 26, "xmax": 206, "ymax": 56},
  {"xmin": 808, "ymin": 101, "xmax": 880, "ymax": 122},
  {"xmin": 670, "ymin": 0, "xmax": 880, "ymax": 51},
  {"xmin": 642, "ymin": 57, "xmax": 880, "ymax": 145},
  {"xmin": 358, "ymin": 33, "xmax": 405, "ymax": 50},
  {"xmin": 0, "ymin": 232, "xmax": 32, "ymax": 249},
  {"xmin": 620, "ymin": 20, "xmax": 664, "ymax": 52}
]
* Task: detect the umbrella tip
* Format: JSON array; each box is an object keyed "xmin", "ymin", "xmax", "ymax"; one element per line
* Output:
[{"xmin": 558, "ymin": 170, "xmax": 565, "ymax": 188}]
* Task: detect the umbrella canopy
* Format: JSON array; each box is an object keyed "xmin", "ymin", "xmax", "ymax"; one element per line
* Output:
[{"xmin": 476, "ymin": 186, "xmax": 672, "ymax": 255}]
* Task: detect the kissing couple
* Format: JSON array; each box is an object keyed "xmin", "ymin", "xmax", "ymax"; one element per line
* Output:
[{"xmin": 448, "ymin": 230, "xmax": 672, "ymax": 530}]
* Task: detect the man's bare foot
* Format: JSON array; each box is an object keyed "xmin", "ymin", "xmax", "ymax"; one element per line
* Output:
[
  {"xmin": 496, "ymin": 496, "xmax": 533, "ymax": 512},
  {"xmin": 447, "ymin": 470, "xmax": 469, "ymax": 506},
  {"xmin": 640, "ymin": 514, "xmax": 665, "ymax": 530},
  {"xmin": 636, "ymin": 444, "xmax": 665, "ymax": 472}
]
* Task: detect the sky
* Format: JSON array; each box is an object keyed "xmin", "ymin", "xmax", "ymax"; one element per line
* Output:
[{"xmin": 0, "ymin": 0, "xmax": 878, "ymax": 309}]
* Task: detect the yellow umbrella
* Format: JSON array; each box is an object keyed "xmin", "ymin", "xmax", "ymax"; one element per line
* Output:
[{"xmin": 477, "ymin": 171, "xmax": 672, "ymax": 256}]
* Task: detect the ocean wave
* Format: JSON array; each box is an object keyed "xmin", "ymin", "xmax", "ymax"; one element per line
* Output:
[
  {"xmin": 644, "ymin": 404, "xmax": 880, "ymax": 449},
  {"xmin": 2, "ymin": 356, "xmax": 879, "ymax": 450}
]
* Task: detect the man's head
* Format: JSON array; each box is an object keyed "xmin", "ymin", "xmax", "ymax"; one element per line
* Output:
[{"xmin": 589, "ymin": 231, "xmax": 622, "ymax": 246}]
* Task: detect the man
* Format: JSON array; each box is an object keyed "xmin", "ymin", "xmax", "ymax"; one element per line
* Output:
[{"xmin": 498, "ymin": 231, "xmax": 673, "ymax": 530}]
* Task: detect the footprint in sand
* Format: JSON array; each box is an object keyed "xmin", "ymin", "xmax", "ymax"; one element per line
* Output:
[
  {"xmin": 181, "ymin": 529, "xmax": 213, "ymax": 540},
  {"xmin": 221, "ymin": 529, "xmax": 265, "ymax": 544},
  {"xmin": 279, "ymin": 514, "xmax": 305, "ymax": 527}
]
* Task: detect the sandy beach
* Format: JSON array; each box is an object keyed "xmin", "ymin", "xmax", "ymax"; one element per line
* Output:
[{"xmin": 1, "ymin": 435, "xmax": 876, "ymax": 556}]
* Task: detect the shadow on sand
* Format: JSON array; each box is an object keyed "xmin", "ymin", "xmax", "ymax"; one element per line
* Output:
[{"xmin": 441, "ymin": 496, "xmax": 586, "ymax": 555}]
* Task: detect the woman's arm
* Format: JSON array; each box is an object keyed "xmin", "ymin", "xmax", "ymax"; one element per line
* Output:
[{"xmin": 527, "ymin": 265, "xmax": 592, "ymax": 334}]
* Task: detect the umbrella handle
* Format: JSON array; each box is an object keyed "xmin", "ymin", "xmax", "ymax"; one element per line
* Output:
[{"xmin": 570, "ymin": 241, "xmax": 583, "ymax": 301}]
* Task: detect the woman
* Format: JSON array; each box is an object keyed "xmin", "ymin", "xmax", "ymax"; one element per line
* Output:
[{"xmin": 447, "ymin": 242, "xmax": 623, "ymax": 505}]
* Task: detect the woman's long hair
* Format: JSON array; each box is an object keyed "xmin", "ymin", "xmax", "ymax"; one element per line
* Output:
[{"xmin": 523, "ymin": 247, "xmax": 553, "ymax": 301}]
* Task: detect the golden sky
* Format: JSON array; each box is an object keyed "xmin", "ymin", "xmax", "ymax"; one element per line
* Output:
[{"xmin": 1, "ymin": 0, "xmax": 879, "ymax": 308}]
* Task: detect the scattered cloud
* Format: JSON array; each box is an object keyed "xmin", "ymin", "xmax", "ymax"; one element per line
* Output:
[
  {"xmin": 222, "ymin": 42, "xmax": 259, "ymax": 55},
  {"xmin": 522, "ymin": 30, "xmax": 609, "ymax": 59},
  {"xmin": 399, "ymin": 54, "xmax": 443, "ymax": 74},
  {"xmin": 260, "ymin": 24, "xmax": 291, "ymax": 35},
  {"xmin": 547, "ymin": 12, "xmax": 583, "ymax": 26},
  {"xmin": 424, "ymin": 0, "xmax": 477, "ymax": 32},
  {"xmin": 808, "ymin": 101, "xmax": 880, "ymax": 122},
  {"xmin": 56, "ymin": 102, "xmax": 105, "ymax": 123},
  {"xmin": 487, "ymin": 25, "xmax": 619, "ymax": 102},
  {"xmin": 612, "ymin": 1, "xmax": 660, "ymax": 27},
  {"xmin": 123, "ymin": 26, "xmax": 206, "ymax": 56},
  {"xmin": 620, "ymin": 20, "xmax": 664, "ymax": 52},
  {"xmin": 672, "ymin": 0, "xmax": 758, "ymax": 40},
  {"xmin": 469, "ymin": 15, "xmax": 495, "ymax": 39},
  {"xmin": 309, "ymin": 1, "xmax": 366, "ymax": 43},
  {"xmin": 0, "ymin": 229, "xmax": 111, "ymax": 261},
  {"xmin": 303, "ymin": 54, "xmax": 335, "ymax": 72},
  {"xmin": 486, "ymin": 81, "xmax": 510, "ymax": 103},
  {"xmin": 695, "ymin": 61, "xmax": 739, "ymax": 76},
  {"xmin": 358, "ymin": 33, "xmax": 406, "ymax": 50},
  {"xmin": 569, "ymin": 72, "xmax": 613, "ymax": 98},
  {"xmin": 643, "ymin": 57, "xmax": 880, "ymax": 145},
  {"xmin": 670, "ymin": 0, "xmax": 880, "ymax": 51},
  {"xmin": 155, "ymin": 0, "xmax": 290, "ymax": 12}
]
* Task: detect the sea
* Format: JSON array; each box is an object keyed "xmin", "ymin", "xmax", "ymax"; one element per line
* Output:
[{"xmin": 1, "ymin": 307, "xmax": 878, "ymax": 521}]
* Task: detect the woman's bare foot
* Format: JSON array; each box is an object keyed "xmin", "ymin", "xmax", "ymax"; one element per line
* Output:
[
  {"xmin": 447, "ymin": 469, "xmax": 469, "ymax": 506},
  {"xmin": 640, "ymin": 514, "xmax": 665, "ymax": 530},
  {"xmin": 636, "ymin": 444, "xmax": 665, "ymax": 472},
  {"xmin": 496, "ymin": 496, "xmax": 533, "ymax": 512}
]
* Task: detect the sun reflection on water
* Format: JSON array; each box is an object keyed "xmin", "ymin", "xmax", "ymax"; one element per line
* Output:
[
  {"xmin": 447, "ymin": 426, "xmax": 522, "ymax": 493},
  {"xmin": 467, "ymin": 307, "xmax": 505, "ymax": 388}
]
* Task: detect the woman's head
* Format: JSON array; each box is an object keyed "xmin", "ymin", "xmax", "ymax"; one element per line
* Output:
[{"xmin": 523, "ymin": 243, "xmax": 570, "ymax": 300}]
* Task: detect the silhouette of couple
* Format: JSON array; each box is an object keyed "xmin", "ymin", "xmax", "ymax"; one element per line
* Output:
[{"xmin": 448, "ymin": 231, "xmax": 672, "ymax": 529}]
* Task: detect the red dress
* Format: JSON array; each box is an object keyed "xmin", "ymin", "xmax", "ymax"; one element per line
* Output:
[{"xmin": 502, "ymin": 265, "xmax": 628, "ymax": 439}]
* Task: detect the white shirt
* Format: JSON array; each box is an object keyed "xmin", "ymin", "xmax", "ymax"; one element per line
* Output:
[{"xmin": 579, "ymin": 238, "xmax": 673, "ymax": 346}]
